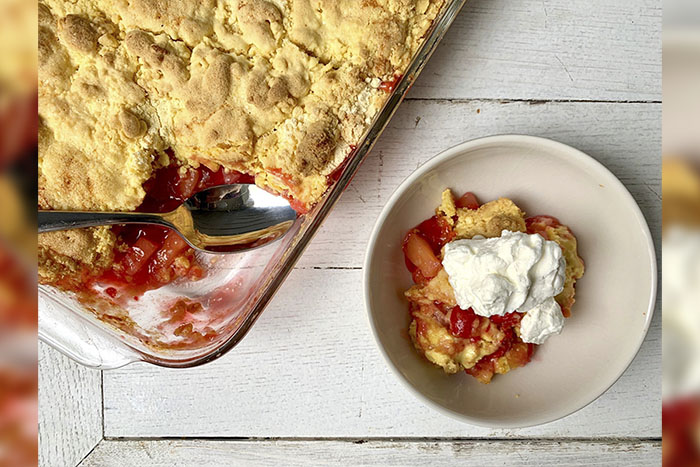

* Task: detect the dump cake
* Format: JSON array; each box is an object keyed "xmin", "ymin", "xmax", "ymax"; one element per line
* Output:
[
  {"xmin": 662, "ymin": 159, "xmax": 700, "ymax": 465},
  {"xmin": 0, "ymin": 0, "xmax": 37, "ymax": 166},
  {"xmin": 38, "ymin": 0, "xmax": 447, "ymax": 346},
  {"xmin": 0, "ymin": 1, "xmax": 38, "ymax": 459},
  {"xmin": 403, "ymin": 190, "xmax": 585, "ymax": 383}
]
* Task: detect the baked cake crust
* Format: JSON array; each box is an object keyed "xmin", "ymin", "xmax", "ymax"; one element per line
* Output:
[{"xmin": 39, "ymin": 0, "xmax": 446, "ymax": 283}]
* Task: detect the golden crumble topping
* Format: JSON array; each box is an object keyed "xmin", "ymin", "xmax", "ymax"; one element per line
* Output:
[
  {"xmin": 451, "ymin": 197, "xmax": 527, "ymax": 238},
  {"xmin": 663, "ymin": 158, "xmax": 700, "ymax": 228},
  {"xmin": 38, "ymin": 227, "xmax": 116, "ymax": 285},
  {"xmin": 38, "ymin": 0, "xmax": 446, "ymax": 281},
  {"xmin": 0, "ymin": 0, "xmax": 37, "ymax": 104}
]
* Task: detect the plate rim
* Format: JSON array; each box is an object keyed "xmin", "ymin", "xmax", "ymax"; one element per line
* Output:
[{"xmin": 363, "ymin": 134, "xmax": 658, "ymax": 428}]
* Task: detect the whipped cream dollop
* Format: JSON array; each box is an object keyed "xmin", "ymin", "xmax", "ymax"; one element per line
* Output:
[
  {"xmin": 663, "ymin": 226, "xmax": 700, "ymax": 399},
  {"xmin": 519, "ymin": 297, "xmax": 565, "ymax": 344},
  {"xmin": 441, "ymin": 230, "xmax": 566, "ymax": 323}
]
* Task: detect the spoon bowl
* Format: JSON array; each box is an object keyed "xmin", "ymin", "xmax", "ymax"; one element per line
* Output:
[{"xmin": 38, "ymin": 184, "xmax": 298, "ymax": 253}]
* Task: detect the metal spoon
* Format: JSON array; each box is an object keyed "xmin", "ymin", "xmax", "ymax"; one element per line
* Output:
[{"xmin": 38, "ymin": 184, "xmax": 298, "ymax": 253}]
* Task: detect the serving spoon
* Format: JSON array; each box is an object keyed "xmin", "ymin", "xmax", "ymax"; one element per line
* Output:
[{"xmin": 38, "ymin": 184, "xmax": 298, "ymax": 253}]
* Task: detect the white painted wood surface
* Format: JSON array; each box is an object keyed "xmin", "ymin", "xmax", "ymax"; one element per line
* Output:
[
  {"xmin": 102, "ymin": 101, "xmax": 661, "ymax": 439},
  {"xmin": 80, "ymin": 440, "xmax": 661, "ymax": 467},
  {"xmin": 411, "ymin": 0, "xmax": 661, "ymax": 101},
  {"xmin": 38, "ymin": 343, "xmax": 102, "ymax": 467},
  {"xmin": 38, "ymin": 0, "xmax": 662, "ymax": 464}
]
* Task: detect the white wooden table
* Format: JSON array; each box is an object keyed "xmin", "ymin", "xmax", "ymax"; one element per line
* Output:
[{"xmin": 39, "ymin": 1, "xmax": 662, "ymax": 465}]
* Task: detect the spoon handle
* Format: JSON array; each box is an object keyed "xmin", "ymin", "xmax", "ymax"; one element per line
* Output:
[{"xmin": 38, "ymin": 210, "xmax": 171, "ymax": 233}]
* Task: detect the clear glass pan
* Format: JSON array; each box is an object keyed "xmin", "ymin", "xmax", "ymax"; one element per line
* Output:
[{"xmin": 38, "ymin": 0, "xmax": 469, "ymax": 369}]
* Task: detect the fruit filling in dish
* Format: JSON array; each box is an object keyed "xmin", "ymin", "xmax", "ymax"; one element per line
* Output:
[
  {"xmin": 37, "ymin": 1, "xmax": 449, "ymax": 345},
  {"xmin": 403, "ymin": 190, "xmax": 585, "ymax": 384},
  {"xmin": 44, "ymin": 161, "xmax": 256, "ymax": 299}
]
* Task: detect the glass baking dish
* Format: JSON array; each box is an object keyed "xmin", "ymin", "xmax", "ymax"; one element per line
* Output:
[{"xmin": 38, "ymin": 0, "xmax": 469, "ymax": 369}]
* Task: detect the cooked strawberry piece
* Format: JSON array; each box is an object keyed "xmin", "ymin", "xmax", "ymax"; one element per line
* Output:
[
  {"xmin": 492, "ymin": 328, "xmax": 517, "ymax": 360},
  {"xmin": 121, "ymin": 235, "xmax": 159, "ymax": 276},
  {"xmin": 140, "ymin": 165, "xmax": 200, "ymax": 212},
  {"xmin": 466, "ymin": 359, "xmax": 495, "ymax": 384},
  {"xmin": 140, "ymin": 166, "xmax": 178, "ymax": 211},
  {"xmin": 489, "ymin": 311, "xmax": 523, "ymax": 329},
  {"xmin": 222, "ymin": 170, "xmax": 254, "ymax": 185},
  {"xmin": 404, "ymin": 257, "xmax": 427, "ymax": 284},
  {"xmin": 525, "ymin": 215, "xmax": 563, "ymax": 239},
  {"xmin": 268, "ymin": 168, "xmax": 295, "ymax": 187},
  {"xmin": 449, "ymin": 306, "xmax": 480, "ymax": 339},
  {"xmin": 403, "ymin": 231, "xmax": 442, "ymax": 279},
  {"xmin": 379, "ymin": 75, "xmax": 402, "ymax": 93},
  {"xmin": 287, "ymin": 197, "xmax": 309, "ymax": 214},
  {"xmin": 153, "ymin": 231, "xmax": 189, "ymax": 271},
  {"xmin": 416, "ymin": 216, "xmax": 455, "ymax": 252},
  {"xmin": 455, "ymin": 191, "xmax": 480, "ymax": 210},
  {"xmin": 175, "ymin": 168, "xmax": 201, "ymax": 200},
  {"xmin": 526, "ymin": 215, "xmax": 561, "ymax": 228},
  {"xmin": 140, "ymin": 163, "xmax": 253, "ymax": 213},
  {"xmin": 265, "ymin": 168, "xmax": 311, "ymax": 214},
  {"xmin": 196, "ymin": 166, "xmax": 224, "ymax": 190}
]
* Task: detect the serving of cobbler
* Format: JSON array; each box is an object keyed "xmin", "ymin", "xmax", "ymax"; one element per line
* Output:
[
  {"xmin": 38, "ymin": 0, "xmax": 447, "ymax": 346},
  {"xmin": 403, "ymin": 190, "xmax": 585, "ymax": 384}
]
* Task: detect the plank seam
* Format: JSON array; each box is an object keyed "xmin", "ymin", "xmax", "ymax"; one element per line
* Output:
[
  {"xmin": 101, "ymin": 371, "xmax": 105, "ymax": 439},
  {"xmin": 295, "ymin": 266, "xmax": 362, "ymax": 270},
  {"xmin": 404, "ymin": 98, "xmax": 661, "ymax": 104},
  {"xmin": 75, "ymin": 438, "xmax": 103, "ymax": 467},
  {"xmin": 100, "ymin": 436, "xmax": 661, "ymax": 443}
]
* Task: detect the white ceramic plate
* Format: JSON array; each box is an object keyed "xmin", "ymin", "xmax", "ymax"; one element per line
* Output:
[{"xmin": 364, "ymin": 135, "xmax": 657, "ymax": 428}]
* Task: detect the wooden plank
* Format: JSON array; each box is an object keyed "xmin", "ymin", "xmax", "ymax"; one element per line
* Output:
[
  {"xmin": 81, "ymin": 439, "xmax": 661, "ymax": 466},
  {"xmin": 409, "ymin": 0, "xmax": 661, "ymax": 101},
  {"xmin": 39, "ymin": 342, "xmax": 103, "ymax": 467},
  {"xmin": 298, "ymin": 100, "xmax": 661, "ymax": 269},
  {"xmin": 103, "ymin": 268, "xmax": 660, "ymax": 438},
  {"xmin": 103, "ymin": 100, "xmax": 660, "ymax": 438}
]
